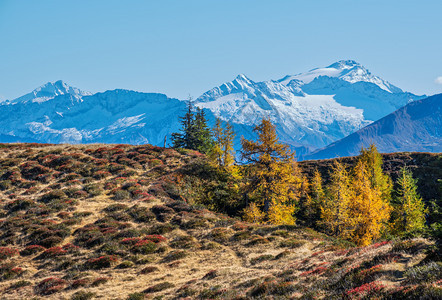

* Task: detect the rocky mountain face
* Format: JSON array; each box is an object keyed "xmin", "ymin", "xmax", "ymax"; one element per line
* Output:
[{"xmin": 305, "ymin": 93, "xmax": 442, "ymax": 160}]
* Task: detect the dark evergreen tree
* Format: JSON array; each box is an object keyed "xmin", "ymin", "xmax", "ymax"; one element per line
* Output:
[
  {"xmin": 194, "ymin": 107, "xmax": 214, "ymax": 153},
  {"xmin": 171, "ymin": 98, "xmax": 214, "ymax": 154},
  {"xmin": 171, "ymin": 98, "xmax": 195, "ymax": 149}
]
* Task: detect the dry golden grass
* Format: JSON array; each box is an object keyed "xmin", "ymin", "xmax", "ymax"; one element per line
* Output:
[{"xmin": 0, "ymin": 144, "xmax": 439, "ymax": 299}]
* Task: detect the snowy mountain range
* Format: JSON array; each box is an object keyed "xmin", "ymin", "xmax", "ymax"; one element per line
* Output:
[{"xmin": 0, "ymin": 60, "xmax": 428, "ymax": 158}]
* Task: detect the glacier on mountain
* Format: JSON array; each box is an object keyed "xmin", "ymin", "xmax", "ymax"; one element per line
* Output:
[{"xmin": 0, "ymin": 60, "xmax": 425, "ymax": 158}]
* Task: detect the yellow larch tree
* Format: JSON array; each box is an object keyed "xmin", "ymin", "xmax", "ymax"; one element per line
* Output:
[
  {"xmin": 350, "ymin": 161, "xmax": 392, "ymax": 246},
  {"xmin": 241, "ymin": 118, "xmax": 304, "ymax": 225},
  {"xmin": 358, "ymin": 144, "xmax": 393, "ymax": 202},
  {"xmin": 320, "ymin": 161, "xmax": 355, "ymax": 239},
  {"xmin": 210, "ymin": 118, "xmax": 236, "ymax": 170}
]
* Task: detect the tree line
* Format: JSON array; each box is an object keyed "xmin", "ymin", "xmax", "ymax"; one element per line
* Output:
[{"xmin": 171, "ymin": 100, "xmax": 428, "ymax": 246}]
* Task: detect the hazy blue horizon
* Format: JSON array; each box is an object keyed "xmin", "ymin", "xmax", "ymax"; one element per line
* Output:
[{"xmin": 1, "ymin": 0, "xmax": 441, "ymax": 101}]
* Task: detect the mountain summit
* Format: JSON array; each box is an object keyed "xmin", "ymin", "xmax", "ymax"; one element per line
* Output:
[
  {"xmin": 278, "ymin": 60, "xmax": 403, "ymax": 93},
  {"xmin": 195, "ymin": 60, "xmax": 424, "ymax": 153},
  {"xmin": 7, "ymin": 80, "xmax": 92, "ymax": 105}
]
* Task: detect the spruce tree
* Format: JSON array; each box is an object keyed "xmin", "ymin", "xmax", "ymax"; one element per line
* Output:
[
  {"xmin": 171, "ymin": 99, "xmax": 195, "ymax": 149},
  {"xmin": 171, "ymin": 99, "xmax": 214, "ymax": 154},
  {"xmin": 194, "ymin": 107, "xmax": 214, "ymax": 154}
]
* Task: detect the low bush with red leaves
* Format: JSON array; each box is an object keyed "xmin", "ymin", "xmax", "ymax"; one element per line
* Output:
[
  {"xmin": 0, "ymin": 247, "xmax": 18, "ymax": 260},
  {"xmin": 344, "ymin": 281, "xmax": 385, "ymax": 299},
  {"xmin": 36, "ymin": 277, "xmax": 67, "ymax": 295}
]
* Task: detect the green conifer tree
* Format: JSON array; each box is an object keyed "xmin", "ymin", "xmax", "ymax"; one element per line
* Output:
[
  {"xmin": 194, "ymin": 107, "xmax": 214, "ymax": 154},
  {"xmin": 171, "ymin": 99, "xmax": 214, "ymax": 154},
  {"xmin": 171, "ymin": 98, "xmax": 195, "ymax": 149}
]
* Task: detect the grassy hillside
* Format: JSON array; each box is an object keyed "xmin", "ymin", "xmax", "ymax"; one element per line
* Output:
[{"xmin": 0, "ymin": 144, "xmax": 440, "ymax": 299}]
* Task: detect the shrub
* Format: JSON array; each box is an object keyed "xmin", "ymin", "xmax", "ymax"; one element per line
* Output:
[
  {"xmin": 40, "ymin": 246, "xmax": 67, "ymax": 258},
  {"xmin": 209, "ymin": 228, "xmax": 232, "ymax": 243},
  {"xmin": 62, "ymin": 243, "xmax": 80, "ymax": 253},
  {"xmin": 144, "ymin": 282, "xmax": 174, "ymax": 293},
  {"xmin": 181, "ymin": 218, "xmax": 210, "ymax": 229},
  {"xmin": 71, "ymin": 291, "xmax": 96, "ymax": 300},
  {"xmin": 132, "ymin": 240, "xmax": 157, "ymax": 254},
  {"xmin": 39, "ymin": 236, "xmax": 64, "ymax": 248},
  {"xmin": 37, "ymin": 277, "xmax": 67, "ymax": 295},
  {"xmin": 140, "ymin": 266, "xmax": 159, "ymax": 274},
  {"xmin": 151, "ymin": 205, "xmax": 175, "ymax": 222},
  {"xmin": 84, "ymin": 184, "xmax": 102, "ymax": 197},
  {"xmin": 203, "ymin": 269, "xmax": 218, "ymax": 280},
  {"xmin": 279, "ymin": 238, "xmax": 306, "ymax": 248},
  {"xmin": 162, "ymin": 250, "xmax": 187, "ymax": 262},
  {"xmin": 170, "ymin": 236, "xmax": 198, "ymax": 249},
  {"xmin": 104, "ymin": 203, "xmax": 129, "ymax": 213},
  {"xmin": 231, "ymin": 231, "xmax": 252, "ymax": 241},
  {"xmin": 250, "ymin": 254, "xmax": 274, "ymax": 265},
  {"xmin": 0, "ymin": 264, "xmax": 25, "ymax": 280},
  {"xmin": 40, "ymin": 190, "xmax": 67, "ymax": 203},
  {"xmin": 269, "ymin": 230, "xmax": 290, "ymax": 238},
  {"xmin": 6, "ymin": 198, "xmax": 34, "ymax": 212},
  {"xmin": 144, "ymin": 235, "xmax": 167, "ymax": 244},
  {"xmin": 246, "ymin": 236, "xmax": 269, "ymax": 246},
  {"xmin": 117, "ymin": 260, "xmax": 135, "ymax": 269},
  {"xmin": 127, "ymin": 292, "xmax": 145, "ymax": 300},
  {"xmin": 148, "ymin": 223, "xmax": 176, "ymax": 234},
  {"xmin": 71, "ymin": 278, "xmax": 90, "ymax": 289},
  {"xmin": 114, "ymin": 190, "xmax": 131, "ymax": 200},
  {"xmin": 404, "ymin": 262, "xmax": 442, "ymax": 284},
  {"xmin": 0, "ymin": 247, "xmax": 18, "ymax": 260},
  {"xmin": 20, "ymin": 245, "xmax": 46, "ymax": 256},
  {"xmin": 392, "ymin": 239, "xmax": 426, "ymax": 254},
  {"xmin": 91, "ymin": 277, "xmax": 110, "ymax": 286},
  {"xmin": 128, "ymin": 206, "xmax": 156, "ymax": 223},
  {"xmin": 121, "ymin": 237, "xmax": 142, "ymax": 246},
  {"xmin": 85, "ymin": 255, "xmax": 118, "ymax": 269},
  {"xmin": 9, "ymin": 280, "xmax": 31, "ymax": 290},
  {"xmin": 344, "ymin": 281, "xmax": 385, "ymax": 299}
]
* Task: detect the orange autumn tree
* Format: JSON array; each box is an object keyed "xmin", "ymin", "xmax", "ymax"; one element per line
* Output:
[{"xmin": 241, "ymin": 118, "xmax": 304, "ymax": 225}]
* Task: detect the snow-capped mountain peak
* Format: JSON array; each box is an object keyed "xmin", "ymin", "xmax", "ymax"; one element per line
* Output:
[
  {"xmin": 278, "ymin": 60, "xmax": 402, "ymax": 93},
  {"xmin": 8, "ymin": 80, "xmax": 92, "ymax": 104},
  {"xmin": 327, "ymin": 59, "xmax": 361, "ymax": 70}
]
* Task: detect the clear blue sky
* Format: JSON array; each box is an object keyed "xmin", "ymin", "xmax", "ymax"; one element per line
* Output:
[{"xmin": 1, "ymin": 0, "xmax": 441, "ymax": 101}]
